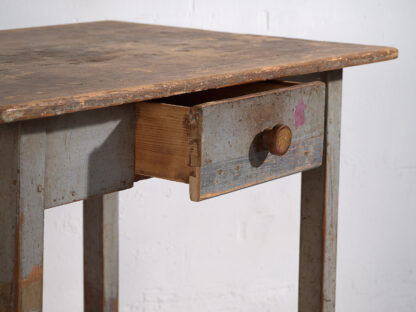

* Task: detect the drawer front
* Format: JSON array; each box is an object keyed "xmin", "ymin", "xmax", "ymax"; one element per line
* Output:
[
  {"xmin": 190, "ymin": 81, "xmax": 325, "ymax": 200},
  {"xmin": 135, "ymin": 81, "xmax": 325, "ymax": 201}
]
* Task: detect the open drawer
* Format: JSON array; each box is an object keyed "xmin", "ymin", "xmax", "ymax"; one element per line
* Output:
[{"xmin": 135, "ymin": 80, "xmax": 325, "ymax": 201}]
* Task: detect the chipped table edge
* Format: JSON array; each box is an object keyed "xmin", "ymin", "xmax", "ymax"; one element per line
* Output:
[{"xmin": 0, "ymin": 46, "xmax": 398, "ymax": 124}]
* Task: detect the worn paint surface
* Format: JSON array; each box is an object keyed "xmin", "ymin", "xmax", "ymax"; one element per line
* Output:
[
  {"xmin": 134, "ymin": 81, "xmax": 291, "ymax": 184},
  {"xmin": 84, "ymin": 193, "xmax": 119, "ymax": 312},
  {"xmin": 299, "ymin": 70, "xmax": 342, "ymax": 312},
  {"xmin": 198, "ymin": 137, "xmax": 322, "ymax": 199},
  {"xmin": 192, "ymin": 81, "xmax": 325, "ymax": 200},
  {"xmin": 0, "ymin": 120, "xmax": 46, "ymax": 312},
  {"xmin": 44, "ymin": 104, "xmax": 135, "ymax": 208},
  {"xmin": 19, "ymin": 266, "xmax": 43, "ymax": 312},
  {"xmin": 134, "ymin": 81, "xmax": 325, "ymax": 200},
  {"xmin": 0, "ymin": 105, "xmax": 136, "ymax": 311},
  {"xmin": 295, "ymin": 97, "xmax": 306, "ymax": 129},
  {"xmin": 0, "ymin": 122, "xmax": 18, "ymax": 312},
  {"xmin": 0, "ymin": 21, "xmax": 397, "ymax": 123}
]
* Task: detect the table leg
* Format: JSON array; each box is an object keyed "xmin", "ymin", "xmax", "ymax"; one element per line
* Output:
[
  {"xmin": 0, "ymin": 120, "xmax": 46, "ymax": 312},
  {"xmin": 83, "ymin": 193, "xmax": 119, "ymax": 312},
  {"xmin": 298, "ymin": 70, "xmax": 342, "ymax": 312}
]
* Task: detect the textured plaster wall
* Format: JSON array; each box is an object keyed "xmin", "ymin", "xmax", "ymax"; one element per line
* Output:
[{"xmin": 1, "ymin": 0, "xmax": 415, "ymax": 311}]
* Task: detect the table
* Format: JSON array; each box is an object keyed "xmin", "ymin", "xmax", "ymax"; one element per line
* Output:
[{"xmin": 0, "ymin": 21, "xmax": 397, "ymax": 312}]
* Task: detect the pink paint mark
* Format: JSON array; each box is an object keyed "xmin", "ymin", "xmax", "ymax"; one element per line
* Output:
[{"xmin": 295, "ymin": 97, "xmax": 305, "ymax": 129}]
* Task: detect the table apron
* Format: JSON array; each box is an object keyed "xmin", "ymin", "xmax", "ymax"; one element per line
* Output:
[{"xmin": 0, "ymin": 104, "xmax": 136, "ymax": 209}]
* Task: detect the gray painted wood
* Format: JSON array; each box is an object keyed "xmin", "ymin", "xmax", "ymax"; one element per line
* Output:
[
  {"xmin": 192, "ymin": 81, "xmax": 325, "ymax": 200},
  {"xmin": 84, "ymin": 193, "xmax": 119, "ymax": 312},
  {"xmin": 44, "ymin": 104, "xmax": 135, "ymax": 208},
  {"xmin": 298, "ymin": 70, "xmax": 342, "ymax": 312},
  {"xmin": 0, "ymin": 120, "xmax": 46, "ymax": 312},
  {"xmin": 198, "ymin": 136, "xmax": 322, "ymax": 199},
  {"xmin": 1, "ymin": 104, "xmax": 134, "ymax": 311}
]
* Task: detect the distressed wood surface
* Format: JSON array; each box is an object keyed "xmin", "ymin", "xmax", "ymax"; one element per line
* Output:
[
  {"xmin": 84, "ymin": 193, "xmax": 119, "ymax": 312},
  {"xmin": 135, "ymin": 80, "xmax": 325, "ymax": 201},
  {"xmin": 193, "ymin": 81, "xmax": 325, "ymax": 200},
  {"xmin": 0, "ymin": 120, "xmax": 46, "ymax": 312},
  {"xmin": 195, "ymin": 137, "xmax": 322, "ymax": 201},
  {"xmin": 0, "ymin": 21, "xmax": 397, "ymax": 123},
  {"xmin": 44, "ymin": 104, "xmax": 135, "ymax": 208},
  {"xmin": 0, "ymin": 104, "xmax": 133, "ymax": 311},
  {"xmin": 134, "ymin": 82, "xmax": 291, "ymax": 183},
  {"xmin": 197, "ymin": 82, "xmax": 324, "ymax": 165},
  {"xmin": 298, "ymin": 70, "xmax": 342, "ymax": 312}
]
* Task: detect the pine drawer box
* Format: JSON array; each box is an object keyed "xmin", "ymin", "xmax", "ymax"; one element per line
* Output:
[{"xmin": 135, "ymin": 80, "xmax": 325, "ymax": 201}]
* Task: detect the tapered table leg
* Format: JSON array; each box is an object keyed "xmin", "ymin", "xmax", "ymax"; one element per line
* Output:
[
  {"xmin": 84, "ymin": 193, "xmax": 119, "ymax": 312},
  {"xmin": 0, "ymin": 120, "xmax": 46, "ymax": 312},
  {"xmin": 299, "ymin": 70, "xmax": 343, "ymax": 312}
]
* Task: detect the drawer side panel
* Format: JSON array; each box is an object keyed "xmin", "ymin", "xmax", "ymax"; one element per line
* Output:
[{"xmin": 135, "ymin": 102, "xmax": 192, "ymax": 183}]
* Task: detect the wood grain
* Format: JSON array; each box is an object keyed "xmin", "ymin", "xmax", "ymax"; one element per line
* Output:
[
  {"xmin": 196, "ymin": 136, "xmax": 323, "ymax": 201},
  {"xmin": 192, "ymin": 81, "xmax": 325, "ymax": 200},
  {"xmin": 84, "ymin": 193, "xmax": 119, "ymax": 312},
  {"xmin": 135, "ymin": 80, "xmax": 325, "ymax": 200},
  {"xmin": 260, "ymin": 124, "xmax": 292, "ymax": 156},
  {"xmin": 0, "ymin": 120, "xmax": 46, "ymax": 312},
  {"xmin": 134, "ymin": 82, "xmax": 291, "ymax": 183},
  {"xmin": 0, "ymin": 21, "xmax": 397, "ymax": 123},
  {"xmin": 135, "ymin": 102, "xmax": 192, "ymax": 183},
  {"xmin": 299, "ymin": 70, "xmax": 342, "ymax": 312}
]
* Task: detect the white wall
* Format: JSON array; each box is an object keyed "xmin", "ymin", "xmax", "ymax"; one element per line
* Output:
[{"xmin": 1, "ymin": 0, "xmax": 415, "ymax": 311}]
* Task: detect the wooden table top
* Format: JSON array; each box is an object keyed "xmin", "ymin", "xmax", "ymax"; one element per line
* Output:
[{"xmin": 0, "ymin": 21, "xmax": 397, "ymax": 123}]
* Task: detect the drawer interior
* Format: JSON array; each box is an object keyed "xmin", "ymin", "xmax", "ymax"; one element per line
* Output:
[{"xmin": 153, "ymin": 80, "xmax": 295, "ymax": 107}]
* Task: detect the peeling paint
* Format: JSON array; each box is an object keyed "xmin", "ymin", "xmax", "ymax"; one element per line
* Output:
[{"xmin": 19, "ymin": 265, "xmax": 43, "ymax": 312}]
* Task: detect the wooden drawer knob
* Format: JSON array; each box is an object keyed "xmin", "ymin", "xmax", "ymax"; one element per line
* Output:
[{"xmin": 260, "ymin": 124, "xmax": 292, "ymax": 156}]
